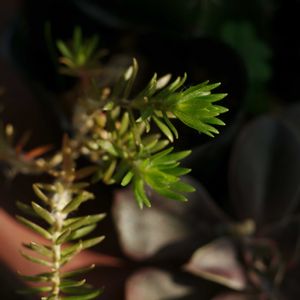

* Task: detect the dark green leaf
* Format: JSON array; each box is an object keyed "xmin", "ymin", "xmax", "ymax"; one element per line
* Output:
[
  {"xmin": 62, "ymin": 265, "xmax": 96, "ymax": 278},
  {"xmin": 61, "ymin": 289, "xmax": 102, "ymax": 299},
  {"xmin": 17, "ymin": 286, "xmax": 52, "ymax": 294},
  {"xmin": 20, "ymin": 251, "xmax": 52, "ymax": 267},
  {"xmin": 16, "ymin": 201, "xmax": 37, "ymax": 218},
  {"xmin": 60, "ymin": 279, "xmax": 86, "ymax": 288}
]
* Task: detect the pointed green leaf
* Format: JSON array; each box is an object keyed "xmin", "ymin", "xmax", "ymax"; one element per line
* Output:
[
  {"xmin": 121, "ymin": 171, "xmax": 134, "ymax": 186},
  {"xmin": 69, "ymin": 224, "xmax": 97, "ymax": 241},
  {"xmin": 61, "ymin": 289, "xmax": 102, "ymax": 299},
  {"xmin": 153, "ymin": 116, "xmax": 173, "ymax": 142},
  {"xmin": 16, "ymin": 216, "xmax": 51, "ymax": 239},
  {"xmin": 62, "ymin": 236, "xmax": 105, "ymax": 257},
  {"xmin": 32, "ymin": 183, "xmax": 49, "ymax": 204},
  {"xmin": 102, "ymin": 159, "xmax": 117, "ymax": 184},
  {"xmin": 97, "ymin": 140, "xmax": 119, "ymax": 156},
  {"xmin": 163, "ymin": 114, "xmax": 178, "ymax": 139},
  {"xmin": 20, "ymin": 251, "xmax": 52, "ymax": 267},
  {"xmin": 171, "ymin": 181, "xmax": 196, "ymax": 193},
  {"xmin": 149, "ymin": 140, "xmax": 169, "ymax": 153},
  {"xmin": 23, "ymin": 242, "xmax": 52, "ymax": 257},
  {"xmin": 156, "ymin": 188, "xmax": 188, "ymax": 202},
  {"xmin": 66, "ymin": 214, "xmax": 106, "ymax": 231},
  {"xmin": 61, "ymin": 243, "xmax": 83, "ymax": 266},
  {"xmin": 18, "ymin": 286, "xmax": 52, "ymax": 294},
  {"xmin": 62, "ymin": 264, "xmax": 96, "ymax": 278},
  {"xmin": 16, "ymin": 201, "xmax": 37, "ymax": 218},
  {"xmin": 31, "ymin": 202, "xmax": 54, "ymax": 225},
  {"xmin": 124, "ymin": 58, "xmax": 138, "ymax": 99},
  {"xmin": 163, "ymin": 167, "xmax": 191, "ymax": 176},
  {"xmin": 56, "ymin": 228, "xmax": 72, "ymax": 244},
  {"xmin": 133, "ymin": 177, "xmax": 151, "ymax": 209},
  {"xmin": 60, "ymin": 279, "xmax": 86, "ymax": 288},
  {"xmin": 62, "ymin": 191, "xmax": 94, "ymax": 214},
  {"xmin": 19, "ymin": 272, "xmax": 52, "ymax": 282},
  {"xmin": 119, "ymin": 112, "xmax": 130, "ymax": 136},
  {"xmin": 73, "ymin": 26, "xmax": 82, "ymax": 55},
  {"xmin": 57, "ymin": 41, "xmax": 73, "ymax": 59}
]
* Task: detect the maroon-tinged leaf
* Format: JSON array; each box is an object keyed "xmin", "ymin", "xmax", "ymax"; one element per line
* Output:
[
  {"xmin": 184, "ymin": 238, "xmax": 247, "ymax": 290},
  {"xmin": 213, "ymin": 293, "xmax": 257, "ymax": 300},
  {"xmin": 113, "ymin": 177, "xmax": 230, "ymax": 261},
  {"xmin": 229, "ymin": 116, "xmax": 300, "ymax": 226},
  {"xmin": 126, "ymin": 268, "xmax": 193, "ymax": 300}
]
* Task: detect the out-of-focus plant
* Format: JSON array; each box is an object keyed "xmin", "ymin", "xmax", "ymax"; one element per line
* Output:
[
  {"xmin": 0, "ymin": 27, "xmax": 228, "ymax": 299},
  {"xmin": 0, "ymin": 122, "xmax": 51, "ymax": 177},
  {"xmin": 112, "ymin": 114, "xmax": 300, "ymax": 299}
]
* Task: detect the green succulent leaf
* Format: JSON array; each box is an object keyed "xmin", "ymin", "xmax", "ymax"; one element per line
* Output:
[
  {"xmin": 20, "ymin": 251, "xmax": 52, "ymax": 267},
  {"xmin": 68, "ymin": 224, "xmax": 97, "ymax": 241},
  {"xmin": 31, "ymin": 201, "xmax": 55, "ymax": 225},
  {"xmin": 62, "ymin": 191, "xmax": 94, "ymax": 214},
  {"xmin": 32, "ymin": 183, "xmax": 50, "ymax": 204},
  {"xmin": 121, "ymin": 170, "xmax": 134, "ymax": 186},
  {"xmin": 62, "ymin": 236, "xmax": 105, "ymax": 257},
  {"xmin": 16, "ymin": 216, "xmax": 52, "ymax": 239},
  {"xmin": 18, "ymin": 286, "xmax": 52, "ymax": 294},
  {"xmin": 62, "ymin": 265, "xmax": 96, "ymax": 278},
  {"xmin": 20, "ymin": 272, "xmax": 53, "ymax": 282},
  {"xmin": 23, "ymin": 242, "xmax": 52, "ymax": 257},
  {"xmin": 61, "ymin": 289, "xmax": 102, "ymax": 299}
]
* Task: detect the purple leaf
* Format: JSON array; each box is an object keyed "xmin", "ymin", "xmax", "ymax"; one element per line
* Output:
[
  {"xmin": 126, "ymin": 268, "xmax": 193, "ymax": 300},
  {"xmin": 184, "ymin": 238, "xmax": 247, "ymax": 290},
  {"xmin": 213, "ymin": 293, "xmax": 257, "ymax": 300},
  {"xmin": 229, "ymin": 116, "xmax": 300, "ymax": 226},
  {"xmin": 113, "ymin": 177, "xmax": 230, "ymax": 261}
]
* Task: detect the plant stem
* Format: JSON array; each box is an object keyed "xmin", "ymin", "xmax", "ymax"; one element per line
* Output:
[{"xmin": 50, "ymin": 184, "xmax": 70, "ymax": 300}]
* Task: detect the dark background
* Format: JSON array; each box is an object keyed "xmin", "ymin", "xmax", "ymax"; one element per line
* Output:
[{"xmin": 1, "ymin": 0, "xmax": 300, "ymax": 299}]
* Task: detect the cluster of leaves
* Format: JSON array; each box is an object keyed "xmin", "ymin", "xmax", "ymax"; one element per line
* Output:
[
  {"xmin": 0, "ymin": 122, "xmax": 51, "ymax": 176},
  {"xmin": 16, "ymin": 137, "xmax": 105, "ymax": 299},
  {"xmin": 56, "ymin": 27, "xmax": 103, "ymax": 77},
  {"xmin": 57, "ymin": 34, "xmax": 228, "ymax": 208},
  {"xmin": 0, "ymin": 27, "xmax": 228, "ymax": 299}
]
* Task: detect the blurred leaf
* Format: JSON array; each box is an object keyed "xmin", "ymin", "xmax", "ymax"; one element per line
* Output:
[
  {"xmin": 221, "ymin": 21, "xmax": 271, "ymax": 84},
  {"xmin": 126, "ymin": 268, "xmax": 193, "ymax": 300},
  {"xmin": 229, "ymin": 116, "xmax": 300, "ymax": 226},
  {"xmin": 16, "ymin": 216, "xmax": 51, "ymax": 239},
  {"xmin": 113, "ymin": 177, "xmax": 230, "ymax": 261},
  {"xmin": 185, "ymin": 238, "xmax": 247, "ymax": 291},
  {"xmin": 213, "ymin": 293, "xmax": 257, "ymax": 300},
  {"xmin": 62, "ymin": 191, "xmax": 94, "ymax": 214},
  {"xmin": 31, "ymin": 201, "xmax": 55, "ymax": 225}
]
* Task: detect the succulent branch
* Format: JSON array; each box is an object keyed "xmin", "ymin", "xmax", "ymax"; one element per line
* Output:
[
  {"xmin": 0, "ymin": 27, "xmax": 229, "ymax": 299},
  {"xmin": 65, "ymin": 54, "xmax": 228, "ymax": 207},
  {"xmin": 17, "ymin": 137, "xmax": 105, "ymax": 299}
]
